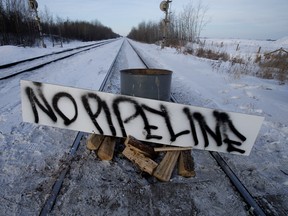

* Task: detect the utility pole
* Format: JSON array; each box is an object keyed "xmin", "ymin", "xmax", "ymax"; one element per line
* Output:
[
  {"xmin": 160, "ymin": 0, "xmax": 172, "ymax": 49},
  {"xmin": 28, "ymin": 0, "xmax": 46, "ymax": 48}
]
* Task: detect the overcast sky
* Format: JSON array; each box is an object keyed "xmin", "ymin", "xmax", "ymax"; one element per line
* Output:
[{"xmin": 38, "ymin": 0, "xmax": 288, "ymax": 40}]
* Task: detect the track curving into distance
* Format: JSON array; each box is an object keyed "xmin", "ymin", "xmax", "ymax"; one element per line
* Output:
[
  {"xmin": 39, "ymin": 39, "xmax": 125, "ymax": 216},
  {"xmin": 39, "ymin": 38, "xmax": 265, "ymax": 216},
  {"xmin": 128, "ymin": 40, "xmax": 266, "ymax": 216},
  {"xmin": 0, "ymin": 39, "xmax": 118, "ymax": 80}
]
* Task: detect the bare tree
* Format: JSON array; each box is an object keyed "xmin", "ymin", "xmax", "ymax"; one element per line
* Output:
[
  {"xmin": 0, "ymin": 0, "xmax": 37, "ymax": 46},
  {"xmin": 127, "ymin": 21, "xmax": 162, "ymax": 43},
  {"xmin": 128, "ymin": 0, "xmax": 209, "ymax": 47},
  {"xmin": 177, "ymin": 0, "xmax": 209, "ymax": 43}
]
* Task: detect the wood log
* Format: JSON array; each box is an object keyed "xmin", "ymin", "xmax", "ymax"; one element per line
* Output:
[
  {"xmin": 124, "ymin": 135, "xmax": 157, "ymax": 159},
  {"xmin": 86, "ymin": 134, "xmax": 105, "ymax": 151},
  {"xmin": 122, "ymin": 146, "xmax": 158, "ymax": 175},
  {"xmin": 153, "ymin": 151, "xmax": 180, "ymax": 182},
  {"xmin": 178, "ymin": 150, "xmax": 196, "ymax": 177},
  {"xmin": 97, "ymin": 136, "xmax": 116, "ymax": 161},
  {"xmin": 154, "ymin": 147, "xmax": 192, "ymax": 152}
]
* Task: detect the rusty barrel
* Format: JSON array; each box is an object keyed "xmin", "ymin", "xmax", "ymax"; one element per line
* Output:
[{"xmin": 120, "ymin": 68, "xmax": 172, "ymax": 101}]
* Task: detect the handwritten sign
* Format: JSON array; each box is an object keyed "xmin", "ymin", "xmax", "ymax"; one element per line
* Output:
[{"xmin": 20, "ymin": 80, "xmax": 264, "ymax": 155}]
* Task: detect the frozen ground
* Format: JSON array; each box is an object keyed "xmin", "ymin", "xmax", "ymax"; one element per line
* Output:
[
  {"xmin": 0, "ymin": 37, "xmax": 287, "ymax": 215},
  {"xmin": 132, "ymin": 39, "xmax": 288, "ymax": 214}
]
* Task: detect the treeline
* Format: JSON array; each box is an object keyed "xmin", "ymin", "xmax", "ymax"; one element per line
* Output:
[
  {"xmin": 42, "ymin": 19, "xmax": 119, "ymax": 42},
  {"xmin": 128, "ymin": 21, "xmax": 163, "ymax": 44},
  {"xmin": 0, "ymin": 0, "xmax": 119, "ymax": 46},
  {"xmin": 0, "ymin": 0, "xmax": 38, "ymax": 46},
  {"xmin": 128, "ymin": 0, "xmax": 208, "ymax": 46}
]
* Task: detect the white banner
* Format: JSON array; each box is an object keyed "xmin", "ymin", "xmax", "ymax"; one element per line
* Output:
[{"xmin": 21, "ymin": 80, "xmax": 264, "ymax": 155}]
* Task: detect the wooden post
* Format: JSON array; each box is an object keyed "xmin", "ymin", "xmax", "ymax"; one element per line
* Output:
[
  {"xmin": 97, "ymin": 136, "xmax": 116, "ymax": 161},
  {"xmin": 178, "ymin": 150, "xmax": 196, "ymax": 177},
  {"xmin": 236, "ymin": 44, "xmax": 240, "ymax": 51},
  {"xmin": 153, "ymin": 151, "xmax": 180, "ymax": 182}
]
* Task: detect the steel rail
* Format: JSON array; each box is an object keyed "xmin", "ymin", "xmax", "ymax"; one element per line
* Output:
[
  {"xmin": 0, "ymin": 39, "xmax": 115, "ymax": 69},
  {"xmin": 126, "ymin": 39, "xmax": 150, "ymax": 68},
  {"xmin": 210, "ymin": 152, "xmax": 265, "ymax": 216},
  {"xmin": 39, "ymin": 39, "xmax": 125, "ymax": 216},
  {"xmin": 128, "ymin": 41, "xmax": 266, "ymax": 216},
  {"xmin": 0, "ymin": 40, "xmax": 116, "ymax": 80}
]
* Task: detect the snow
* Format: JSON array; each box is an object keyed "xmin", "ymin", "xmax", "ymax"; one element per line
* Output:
[
  {"xmin": 0, "ymin": 41, "xmax": 96, "ymax": 65},
  {"xmin": 274, "ymin": 36, "xmax": 288, "ymax": 45},
  {"xmin": 131, "ymin": 39, "xmax": 288, "ymax": 200},
  {"xmin": 0, "ymin": 37, "xmax": 288, "ymax": 215}
]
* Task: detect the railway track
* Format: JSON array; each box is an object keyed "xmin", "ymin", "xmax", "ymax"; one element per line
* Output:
[
  {"xmin": 39, "ymin": 39, "xmax": 125, "ymax": 215},
  {"xmin": 129, "ymin": 40, "xmax": 265, "ymax": 216},
  {"xmin": 16, "ymin": 38, "xmax": 265, "ymax": 215},
  {"xmin": 0, "ymin": 39, "xmax": 117, "ymax": 80}
]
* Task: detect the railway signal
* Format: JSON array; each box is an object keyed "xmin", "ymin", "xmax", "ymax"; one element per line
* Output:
[
  {"xmin": 160, "ymin": 0, "xmax": 172, "ymax": 49},
  {"xmin": 28, "ymin": 0, "xmax": 46, "ymax": 48},
  {"xmin": 160, "ymin": 1, "xmax": 169, "ymax": 12},
  {"xmin": 29, "ymin": 0, "xmax": 38, "ymax": 10}
]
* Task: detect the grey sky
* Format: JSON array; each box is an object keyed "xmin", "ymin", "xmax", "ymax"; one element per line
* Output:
[{"xmin": 39, "ymin": 0, "xmax": 288, "ymax": 40}]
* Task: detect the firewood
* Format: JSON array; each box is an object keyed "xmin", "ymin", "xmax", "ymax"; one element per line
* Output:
[
  {"xmin": 178, "ymin": 150, "xmax": 196, "ymax": 177},
  {"xmin": 124, "ymin": 135, "xmax": 157, "ymax": 159},
  {"xmin": 153, "ymin": 151, "xmax": 180, "ymax": 182},
  {"xmin": 154, "ymin": 147, "xmax": 192, "ymax": 152},
  {"xmin": 97, "ymin": 136, "xmax": 116, "ymax": 161},
  {"xmin": 86, "ymin": 134, "xmax": 105, "ymax": 151},
  {"xmin": 122, "ymin": 146, "xmax": 158, "ymax": 175}
]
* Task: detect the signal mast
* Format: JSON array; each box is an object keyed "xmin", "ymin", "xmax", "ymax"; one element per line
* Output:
[
  {"xmin": 160, "ymin": 0, "xmax": 172, "ymax": 49},
  {"xmin": 28, "ymin": 0, "xmax": 46, "ymax": 48}
]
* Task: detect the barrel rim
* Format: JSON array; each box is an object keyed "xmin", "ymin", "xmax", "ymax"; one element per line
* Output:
[{"xmin": 120, "ymin": 68, "xmax": 172, "ymax": 75}]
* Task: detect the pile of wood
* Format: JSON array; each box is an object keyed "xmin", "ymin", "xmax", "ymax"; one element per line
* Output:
[{"xmin": 86, "ymin": 134, "xmax": 195, "ymax": 182}]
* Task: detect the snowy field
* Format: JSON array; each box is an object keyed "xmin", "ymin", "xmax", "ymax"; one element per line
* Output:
[
  {"xmin": 200, "ymin": 37, "xmax": 288, "ymax": 55},
  {"xmin": 0, "ymin": 37, "xmax": 288, "ymax": 215}
]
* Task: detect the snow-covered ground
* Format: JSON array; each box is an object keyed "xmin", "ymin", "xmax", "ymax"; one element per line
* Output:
[
  {"xmin": 132, "ymin": 39, "xmax": 288, "ymax": 213},
  {"xmin": 0, "ymin": 37, "xmax": 287, "ymax": 215},
  {"xmin": 0, "ymin": 40, "xmax": 99, "ymax": 66},
  {"xmin": 199, "ymin": 37, "xmax": 288, "ymax": 58}
]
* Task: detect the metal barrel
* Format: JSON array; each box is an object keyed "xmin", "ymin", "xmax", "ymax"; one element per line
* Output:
[{"xmin": 120, "ymin": 68, "xmax": 172, "ymax": 101}]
